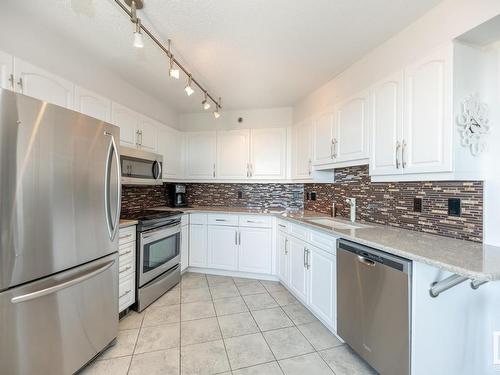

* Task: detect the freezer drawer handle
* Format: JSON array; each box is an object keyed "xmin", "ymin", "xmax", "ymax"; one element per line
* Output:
[{"xmin": 10, "ymin": 259, "xmax": 115, "ymax": 304}]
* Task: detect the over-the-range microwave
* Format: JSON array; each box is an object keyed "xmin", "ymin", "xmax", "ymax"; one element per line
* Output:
[{"xmin": 120, "ymin": 146, "xmax": 163, "ymax": 185}]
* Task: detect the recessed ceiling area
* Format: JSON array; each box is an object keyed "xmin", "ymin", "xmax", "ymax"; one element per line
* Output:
[{"xmin": 1, "ymin": 0, "xmax": 443, "ymax": 113}]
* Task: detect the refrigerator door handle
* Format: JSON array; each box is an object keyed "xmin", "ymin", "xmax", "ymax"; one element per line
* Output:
[
  {"xmin": 10, "ymin": 259, "xmax": 116, "ymax": 304},
  {"xmin": 104, "ymin": 131, "xmax": 121, "ymax": 241}
]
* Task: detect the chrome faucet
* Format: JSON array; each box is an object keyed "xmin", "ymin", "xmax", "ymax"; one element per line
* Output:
[{"xmin": 346, "ymin": 198, "xmax": 356, "ymax": 222}]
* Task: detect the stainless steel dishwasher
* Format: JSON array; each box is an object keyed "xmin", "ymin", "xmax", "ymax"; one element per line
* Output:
[{"xmin": 337, "ymin": 239, "xmax": 412, "ymax": 375}]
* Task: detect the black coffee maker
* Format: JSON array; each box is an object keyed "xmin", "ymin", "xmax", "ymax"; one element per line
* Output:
[{"xmin": 169, "ymin": 184, "xmax": 187, "ymax": 207}]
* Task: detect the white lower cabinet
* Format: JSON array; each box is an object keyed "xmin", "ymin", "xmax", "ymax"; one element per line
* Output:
[
  {"xmin": 181, "ymin": 224, "xmax": 189, "ymax": 272},
  {"xmin": 238, "ymin": 227, "xmax": 272, "ymax": 274},
  {"xmin": 118, "ymin": 226, "xmax": 136, "ymax": 313},
  {"xmin": 288, "ymin": 236, "xmax": 309, "ymax": 302},
  {"xmin": 308, "ymin": 246, "xmax": 336, "ymax": 329},
  {"xmin": 278, "ymin": 231, "xmax": 289, "ymax": 283},
  {"xmin": 208, "ymin": 225, "xmax": 239, "ymax": 270},
  {"xmin": 189, "ymin": 224, "xmax": 208, "ymax": 267}
]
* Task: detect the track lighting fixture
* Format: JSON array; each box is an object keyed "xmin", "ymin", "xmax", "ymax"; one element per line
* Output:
[
  {"xmin": 167, "ymin": 40, "xmax": 180, "ymax": 79},
  {"xmin": 202, "ymin": 92, "xmax": 211, "ymax": 110},
  {"xmin": 133, "ymin": 19, "xmax": 144, "ymax": 48},
  {"xmin": 185, "ymin": 75, "xmax": 195, "ymax": 96},
  {"xmin": 118, "ymin": 0, "xmax": 221, "ymax": 115}
]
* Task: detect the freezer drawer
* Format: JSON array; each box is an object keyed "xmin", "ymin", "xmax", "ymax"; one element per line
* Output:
[{"xmin": 0, "ymin": 253, "xmax": 118, "ymax": 375}]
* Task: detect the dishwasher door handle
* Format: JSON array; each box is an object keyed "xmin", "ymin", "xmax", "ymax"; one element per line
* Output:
[{"xmin": 357, "ymin": 256, "xmax": 376, "ymax": 267}]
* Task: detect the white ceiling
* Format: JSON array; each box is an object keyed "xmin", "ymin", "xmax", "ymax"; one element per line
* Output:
[{"xmin": 3, "ymin": 0, "xmax": 443, "ymax": 113}]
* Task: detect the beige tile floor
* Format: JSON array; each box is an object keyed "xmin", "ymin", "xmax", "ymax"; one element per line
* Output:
[{"xmin": 80, "ymin": 272, "xmax": 377, "ymax": 375}]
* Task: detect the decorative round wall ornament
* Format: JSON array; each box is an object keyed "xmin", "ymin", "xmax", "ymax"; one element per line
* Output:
[{"xmin": 456, "ymin": 93, "xmax": 490, "ymax": 156}]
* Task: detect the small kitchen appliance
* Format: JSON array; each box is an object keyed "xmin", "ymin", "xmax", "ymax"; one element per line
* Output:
[{"xmin": 170, "ymin": 183, "xmax": 187, "ymax": 207}]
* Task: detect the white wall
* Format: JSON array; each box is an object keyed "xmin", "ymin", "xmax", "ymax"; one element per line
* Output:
[
  {"xmin": 293, "ymin": 0, "xmax": 500, "ymax": 122},
  {"xmin": 180, "ymin": 107, "xmax": 293, "ymax": 131}
]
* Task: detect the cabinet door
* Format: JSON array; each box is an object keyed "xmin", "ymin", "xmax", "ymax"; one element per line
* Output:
[
  {"xmin": 288, "ymin": 237, "xmax": 308, "ymax": 302},
  {"xmin": 158, "ymin": 127, "xmax": 183, "ymax": 179},
  {"xmin": 181, "ymin": 225, "xmax": 189, "ymax": 272},
  {"xmin": 293, "ymin": 121, "xmax": 313, "ymax": 179},
  {"xmin": 239, "ymin": 227, "xmax": 272, "ymax": 274},
  {"xmin": 74, "ymin": 86, "xmax": 111, "ymax": 122},
  {"xmin": 370, "ymin": 73, "xmax": 403, "ymax": 176},
  {"xmin": 403, "ymin": 46, "xmax": 452, "ymax": 174},
  {"xmin": 278, "ymin": 232, "xmax": 289, "ymax": 284},
  {"xmin": 111, "ymin": 103, "xmax": 138, "ymax": 148},
  {"xmin": 308, "ymin": 246, "xmax": 336, "ymax": 328},
  {"xmin": 249, "ymin": 128, "xmax": 286, "ymax": 179},
  {"xmin": 313, "ymin": 112, "xmax": 335, "ymax": 165},
  {"xmin": 335, "ymin": 92, "xmax": 369, "ymax": 163},
  {"xmin": 15, "ymin": 58, "xmax": 74, "ymax": 109},
  {"xmin": 208, "ymin": 225, "xmax": 239, "ymax": 270},
  {"xmin": 138, "ymin": 116, "xmax": 158, "ymax": 152},
  {"xmin": 189, "ymin": 224, "xmax": 207, "ymax": 267},
  {"xmin": 216, "ymin": 129, "xmax": 250, "ymax": 179},
  {"xmin": 0, "ymin": 50, "xmax": 14, "ymax": 90},
  {"xmin": 185, "ymin": 131, "xmax": 217, "ymax": 179}
]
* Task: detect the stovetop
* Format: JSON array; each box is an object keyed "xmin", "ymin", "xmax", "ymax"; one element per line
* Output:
[{"xmin": 121, "ymin": 209, "xmax": 181, "ymax": 223}]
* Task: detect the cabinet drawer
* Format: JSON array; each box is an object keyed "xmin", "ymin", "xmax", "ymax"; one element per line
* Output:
[
  {"xmin": 118, "ymin": 255, "xmax": 135, "ymax": 279},
  {"xmin": 309, "ymin": 230, "xmax": 338, "ymax": 255},
  {"xmin": 119, "ymin": 274, "xmax": 135, "ymax": 312},
  {"xmin": 119, "ymin": 226, "xmax": 136, "ymax": 246},
  {"xmin": 239, "ymin": 215, "xmax": 272, "ymax": 228},
  {"xmin": 181, "ymin": 214, "xmax": 189, "ymax": 226},
  {"xmin": 190, "ymin": 213, "xmax": 208, "ymax": 225},
  {"xmin": 277, "ymin": 219, "xmax": 290, "ymax": 232},
  {"xmin": 290, "ymin": 222, "xmax": 308, "ymax": 240},
  {"xmin": 119, "ymin": 241, "xmax": 135, "ymax": 257},
  {"xmin": 208, "ymin": 214, "xmax": 239, "ymax": 226}
]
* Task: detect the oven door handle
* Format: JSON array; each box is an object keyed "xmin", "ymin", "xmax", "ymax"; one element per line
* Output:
[{"xmin": 141, "ymin": 225, "xmax": 181, "ymax": 243}]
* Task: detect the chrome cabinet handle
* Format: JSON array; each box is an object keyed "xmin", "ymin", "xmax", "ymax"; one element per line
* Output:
[
  {"xmin": 215, "ymin": 219, "xmax": 227, "ymax": 222},
  {"xmin": 246, "ymin": 163, "xmax": 250, "ymax": 178},
  {"xmin": 119, "ymin": 290, "xmax": 131, "ymax": 299},
  {"xmin": 119, "ymin": 233, "xmax": 132, "ymax": 240},
  {"xmin": 330, "ymin": 138, "xmax": 334, "ymax": 159},
  {"xmin": 278, "ymin": 224, "xmax": 286, "ymax": 228},
  {"xmin": 308, "ymin": 159, "xmax": 312, "ymax": 175},
  {"xmin": 213, "ymin": 163, "xmax": 216, "ymax": 178},
  {"xmin": 333, "ymin": 138, "xmax": 338, "ymax": 158},
  {"xmin": 119, "ymin": 250, "xmax": 132, "ymax": 257},
  {"xmin": 303, "ymin": 247, "xmax": 307, "ymax": 268},
  {"xmin": 246, "ymin": 220, "xmax": 262, "ymax": 224},
  {"xmin": 11, "ymin": 259, "xmax": 115, "ymax": 304},
  {"xmin": 16, "ymin": 77, "xmax": 23, "ymax": 93},
  {"xmin": 395, "ymin": 141, "xmax": 401, "ymax": 169},
  {"xmin": 136, "ymin": 130, "xmax": 140, "ymax": 146},
  {"xmin": 238, "ymin": 231, "xmax": 241, "ymax": 245},
  {"xmin": 8, "ymin": 74, "xmax": 14, "ymax": 90},
  {"xmin": 401, "ymin": 140, "xmax": 407, "ymax": 168},
  {"xmin": 284, "ymin": 238, "xmax": 288, "ymax": 255},
  {"xmin": 119, "ymin": 266, "xmax": 132, "ymax": 274},
  {"xmin": 235, "ymin": 230, "xmax": 238, "ymax": 245}
]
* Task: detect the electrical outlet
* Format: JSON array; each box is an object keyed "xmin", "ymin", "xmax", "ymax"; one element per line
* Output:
[
  {"xmin": 448, "ymin": 198, "xmax": 461, "ymax": 216},
  {"xmin": 237, "ymin": 191, "xmax": 243, "ymax": 199},
  {"xmin": 413, "ymin": 197, "xmax": 423, "ymax": 213},
  {"xmin": 310, "ymin": 192, "xmax": 317, "ymax": 201}
]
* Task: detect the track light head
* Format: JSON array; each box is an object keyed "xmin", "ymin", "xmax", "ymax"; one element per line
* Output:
[
  {"xmin": 185, "ymin": 75, "xmax": 194, "ymax": 96},
  {"xmin": 202, "ymin": 92, "xmax": 211, "ymax": 110},
  {"xmin": 213, "ymin": 104, "xmax": 221, "ymax": 119},
  {"xmin": 169, "ymin": 58, "xmax": 180, "ymax": 79},
  {"xmin": 133, "ymin": 19, "xmax": 144, "ymax": 48}
]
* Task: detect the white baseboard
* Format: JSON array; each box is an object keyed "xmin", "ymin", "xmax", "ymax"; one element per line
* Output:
[{"xmin": 186, "ymin": 267, "xmax": 279, "ymax": 282}]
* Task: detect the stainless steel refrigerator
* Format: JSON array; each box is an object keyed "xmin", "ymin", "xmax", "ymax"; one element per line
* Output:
[{"xmin": 0, "ymin": 89, "xmax": 121, "ymax": 374}]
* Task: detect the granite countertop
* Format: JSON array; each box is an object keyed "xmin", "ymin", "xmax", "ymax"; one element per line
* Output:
[
  {"xmin": 119, "ymin": 219, "xmax": 139, "ymax": 228},
  {"xmin": 151, "ymin": 206, "xmax": 500, "ymax": 282}
]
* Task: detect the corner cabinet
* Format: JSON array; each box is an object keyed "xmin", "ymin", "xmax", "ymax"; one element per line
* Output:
[
  {"xmin": 292, "ymin": 120, "xmax": 313, "ymax": 179},
  {"xmin": 313, "ymin": 111, "xmax": 336, "ymax": 165},
  {"xmin": 185, "ymin": 131, "xmax": 217, "ymax": 180},
  {"xmin": 249, "ymin": 128, "xmax": 287, "ymax": 179}
]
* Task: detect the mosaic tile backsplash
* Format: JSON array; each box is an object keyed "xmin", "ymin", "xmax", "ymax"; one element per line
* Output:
[
  {"xmin": 304, "ymin": 165, "xmax": 483, "ymax": 242},
  {"xmin": 121, "ymin": 165, "xmax": 483, "ymax": 242}
]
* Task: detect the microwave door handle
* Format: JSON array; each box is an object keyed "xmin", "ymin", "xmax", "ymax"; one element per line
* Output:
[
  {"xmin": 153, "ymin": 160, "xmax": 162, "ymax": 180},
  {"xmin": 104, "ymin": 132, "xmax": 121, "ymax": 241}
]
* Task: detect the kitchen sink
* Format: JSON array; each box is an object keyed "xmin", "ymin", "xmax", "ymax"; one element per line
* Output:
[{"xmin": 305, "ymin": 217, "xmax": 369, "ymax": 230}]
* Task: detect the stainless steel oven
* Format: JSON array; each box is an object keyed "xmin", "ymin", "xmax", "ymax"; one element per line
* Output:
[
  {"xmin": 120, "ymin": 146, "xmax": 163, "ymax": 185},
  {"xmin": 135, "ymin": 213, "xmax": 182, "ymax": 311}
]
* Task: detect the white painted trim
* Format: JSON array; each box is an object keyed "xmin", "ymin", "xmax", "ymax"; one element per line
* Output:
[{"xmin": 313, "ymin": 158, "xmax": 369, "ymax": 171}]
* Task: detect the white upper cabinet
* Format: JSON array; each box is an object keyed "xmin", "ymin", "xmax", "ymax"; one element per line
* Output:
[
  {"xmin": 0, "ymin": 51, "xmax": 13, "ymax": 90},
  {"xmin": 313, "ymin": 111, "xmax": 335, "ymax": 165},
  {"xmin": 293, "ymin": 120, "xmax": 313, "ymax": 179},
  {"xmin": 335, "ymin": 91, "xmax": 369, "ymax": 163},
  {"xmin": 249, "ymin": 128, "xmax": 287, "ymax": 179},
  {"xmin": 74, "ymin": 86, "xmax": 111, "ymax": 122},
  {"xmin": 111, "ymin": 102, "xmax": 139, "ymax": 148},
  {"xmin": 157, "ymin": 127, "xmax": 184, "ymax": 179},
  {"xmin": 216, "ymin": 129, "xmax": 250, "ymax": 179},
  {"xmin": 137, "ymin": 116, "xmax": 158, "ymax": 152},
  {"xmin": 14, "ymin": 58, "xmax": 74, "ymax": 109},
  {"xmin": 370, "ymin": 73, "xmax": 403, "ymax": 176},
  {"xmin": 403, "ymin": 46, "xmax": 452, "ymax": 174},
  {"xmin": 185, "ymin": 131, "xmax": 217, "ymax": 179}
]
